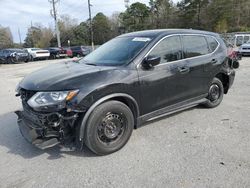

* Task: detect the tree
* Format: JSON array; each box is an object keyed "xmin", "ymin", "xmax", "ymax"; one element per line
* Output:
[
  {"xmin": 176, "ymin": 0, "xmax": 210, "ymax": 29},
  {"xmin": 92, "ymin": 13, "xmax": 112, "ymax": 45},
  {"xmin": 57, "ymin": 15, "xmax": 78, "ymax": 46},
  {"xmin": 72, "ymin": 22, "xmax": 89, "ymax": 46},
  {"xmin": 0, "ymin": 25, "xmax": 13, "ymax": 49},
  {"xmin": 23, "ymin": 24, "xmax": 53, "ymax": 48},
  {"xmin": 109, "ymin": 12, "xmax": 123, "ymax": 37},
  {"xmin": 120, "ymin": 2, "xmax": 150, "ymax": 32},
  {"xmin": 149, "ymin": 0, "xmax": 175, "ymax": 29}
]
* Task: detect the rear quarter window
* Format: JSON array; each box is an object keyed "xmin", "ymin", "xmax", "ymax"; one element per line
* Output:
[
  {"xmin": 182, "ymin": 35, "xmax": 210, "ymax": 58},
  {"xmin": 206, "ymin": 36, "xmax": 219, "ymax": 52}
]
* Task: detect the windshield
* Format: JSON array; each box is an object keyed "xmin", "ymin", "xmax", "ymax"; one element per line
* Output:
[{"xmin": 80, "ymin": 37, "xmax": 151, "ymax": 66}]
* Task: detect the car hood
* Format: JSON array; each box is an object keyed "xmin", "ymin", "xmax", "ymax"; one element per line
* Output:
[
  {"xmin": 241, "ymin": 43, "xmax": 250, "ymax": 47},
  {"xmin": 19, "ymin": 61, "xmax": 117, "ymax": 91}
]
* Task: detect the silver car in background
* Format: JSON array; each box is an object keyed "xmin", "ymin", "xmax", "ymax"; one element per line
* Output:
[
  {"xmin": 26, "ymin": 48, "xmax": 50, "ymax": 61},
  {"xmin": 239, "ymin": 41, "xmax": 250, "ymax": 56}
]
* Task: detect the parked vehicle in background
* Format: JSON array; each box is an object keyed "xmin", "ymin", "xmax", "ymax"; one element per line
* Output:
[
  {"xmin": 16, "ymin": 29, "xmax": 239, "ymax": 155},
  {"xmin": 70, "ymin": 46, "xmax": 91, "ymax": 57},
  {"xmin": 227, "ymin": 33, "xmax": 250, "ymax": 51},
  {"xmin": 239, "ymin": 41, "xmax": 250, "ymax": 56},
  {"xmin": 26, "ymin": 48, "xmax": 50, "ymax": 61},
  {"xmin": 234, "ymin": 34, "xmax": 250, "ymax": 47},
  {"xmin": 0, "ymin": 49, "xmax": 29, "ymax": 64},
  {"xmin": 45, "ymin": 47, "xmax": 68, "ymax": 59},
  {"xmin": 224, "ymin": 40, "xmax": 241, "ymax": 67},
  {"xmin": 63, "ymin": 47, "xmax": 73, "ymax": 58}
]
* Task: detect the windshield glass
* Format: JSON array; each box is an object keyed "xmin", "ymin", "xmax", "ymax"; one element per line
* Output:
[{"xmin": 80, "ymin": 37, "xmax": 151, "ymax": 66}]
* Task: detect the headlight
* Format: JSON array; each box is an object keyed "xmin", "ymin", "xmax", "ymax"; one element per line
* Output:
[{"xmin": 27, "ymin": 90, "xmax": 79, "ymax": 109}]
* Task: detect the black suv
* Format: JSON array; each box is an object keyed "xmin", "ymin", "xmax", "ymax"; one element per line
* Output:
[
  {"xmin": 45, "ymin": 47, "xmax": 68, "ymax": 59},
  {"xmin": 16, "ymin": 29, "xmax": 238, "ymax": 155},
  {"xmin": 70, "ymin": 46, "xmax": 91, "ymax": 57},
  {"xmin": 0, "ymin": 49, "xmax": 29, "ymax": 64}
]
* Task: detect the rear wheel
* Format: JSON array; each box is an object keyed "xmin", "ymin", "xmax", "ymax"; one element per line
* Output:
[
  {"xmin": 85, "ymin": 101, "xmax": 134, "ymax": 155},
  {"xmin": 51, "ymin": 54, "xmax": 56, "ymax": 59},
  {"xmin": 6, "ymin": 57, "xmax": 14, "ymax": 64},
  {"xmin": 29, "ymin": 55, "xmax": 34, "ymax": 62},
  {"xmin": 24, "ymin": 58, "xmax": 29, "ymax": 63},
  {"xmin": 204, "ymin": 78, "xmax": 224, "ymax": 108}
]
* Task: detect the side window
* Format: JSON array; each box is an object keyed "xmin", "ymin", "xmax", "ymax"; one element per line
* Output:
[
  {"xmin": 206, "ymin": 36, "xmax": 219, "ymax": 52},
  {"xmin": 244, "ymin": 36, "xmax": 250, "ymax": 43},
  {"xmin": 183, "ymin": 35, "xmax": 210, "ymax": 58},
  {"xmin": 236, "ymin": 36, "xmax": 243, "ymax": 46},
  {"xmin": 148, "ymin": 36, "xmax": 182, "ymax": 64}
]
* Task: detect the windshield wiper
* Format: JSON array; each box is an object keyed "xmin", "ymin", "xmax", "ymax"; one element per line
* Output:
[{"xmin": 85, "ymin": 62, "xmax": 97, "ymax": 66}]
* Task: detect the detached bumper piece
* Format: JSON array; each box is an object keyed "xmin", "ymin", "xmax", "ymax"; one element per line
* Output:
[{"xmin": 15, "ymin": 108, "xmax": 78, "ymax": 150}]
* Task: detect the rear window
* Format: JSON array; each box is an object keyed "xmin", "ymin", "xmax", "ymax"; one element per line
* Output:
[
  {"xmin": 236, "ymin": 36, "xmax": 243, "ymax": 46},
  {"xmin": 31, "ymin": 48, "xmax": 40, "ymax": 51},
  {"xmin": 206, "ymin": 36, "xmax": 219, "ymax": 52},
  {"xmin": 182, "ymin": 35, "xmax": 210, "ymax": 58},
  {"xmin": 244, "ymin": 36, "xmax": 250, "ymax": 43},
  {"xmin": 71, "ymin": 47, "xmax": 80, "ymax": 50}
]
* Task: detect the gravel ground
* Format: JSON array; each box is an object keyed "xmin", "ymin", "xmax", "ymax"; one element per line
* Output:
[{"xmin": 0, "ymin": 58, "xmax": 249, "ymax": 188}]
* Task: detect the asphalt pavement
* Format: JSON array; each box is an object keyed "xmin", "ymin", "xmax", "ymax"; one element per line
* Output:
[{"xmin": 0, "ymin": 58, "xmax": 249, "ymax": 188}]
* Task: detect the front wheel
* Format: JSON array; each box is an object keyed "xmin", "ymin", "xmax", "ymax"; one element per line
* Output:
[
  {"xmin": 204, "ymin": 78, "xmax": 224, "ymax": 108},
  {"xmin": 85, "ymin": 100, "xmax": 134, "ymax": 155}
]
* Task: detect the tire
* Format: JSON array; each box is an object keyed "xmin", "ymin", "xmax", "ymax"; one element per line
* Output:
[
  {"xmin": 6, "ymin": 57, "xmax": 14, "ymax": 64},
  {"xmin": 51, "ymin": 54, "xmax": 56, "ymax": 59},
  {"xmin": 29, "ymin": 55, "xmax": 34, "ymax": 62},
  {"xmin": 204, "ymin": 78, "xmax": 224, "ymax": 108},
  {"xmin": 85, "ymin": 100, "xmax": 134, "ymax": 155}
]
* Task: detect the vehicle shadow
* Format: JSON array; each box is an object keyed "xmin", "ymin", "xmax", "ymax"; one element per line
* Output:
[{"xmin": 0, "ymin": 112, "xmax": 97, "ymax": 160}]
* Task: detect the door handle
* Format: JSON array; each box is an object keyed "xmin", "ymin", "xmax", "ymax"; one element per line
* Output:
[
  {"xmin": 211, "ymin": 59, "xmax": 217, "ymax": 64},
  {"xmin": 178, "ymin": 66, "xmax": 190, "ymax": 73}
]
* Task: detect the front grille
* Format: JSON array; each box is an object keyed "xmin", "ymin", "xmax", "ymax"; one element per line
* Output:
[
  {"xmin": 243, "ymin": 47, "xmax": 250, "ymax": 50},
  {"xmin": 20, "ymin": 89, "xmax": 37, "ymax": 102}
]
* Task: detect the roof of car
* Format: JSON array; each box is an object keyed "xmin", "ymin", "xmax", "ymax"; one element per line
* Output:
[{"xmin": 119, "ymin": 29, "xmax": 219, "ymax": 38}]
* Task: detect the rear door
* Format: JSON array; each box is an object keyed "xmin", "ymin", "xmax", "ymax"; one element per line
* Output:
[{"xmin": 181, "ymin": 35, "xmax": 213, "ymax": 98}]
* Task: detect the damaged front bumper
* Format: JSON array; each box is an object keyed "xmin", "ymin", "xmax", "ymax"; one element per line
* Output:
[{"xmin": 15, "ymin": 105, "xmax": 80, "ymax": 150}]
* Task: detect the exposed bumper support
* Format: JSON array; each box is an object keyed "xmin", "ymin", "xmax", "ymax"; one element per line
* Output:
[
  {"xmin": 16, "ymin": 111, "xmax": 60, "ymax": 149},
  {"xmin": 15, "ymin": 109, "xmax": 78, "ymax": 150}
]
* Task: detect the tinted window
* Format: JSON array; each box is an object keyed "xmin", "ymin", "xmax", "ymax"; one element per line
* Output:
[
  {"xmin": 244, "ymin": 36, "xmax": 250, "ymax": 43},
  {"xmin": 148, "ymin": 36, "xmax": 182, "ymax": 64},
  {"xmin": 71, "ymin": 47, "xmax": 80, "ymax": 50},
  {"xmin": 207, "ymin": 36, "xmax": 219, "ymax": 52},
  {"xmin": 183, "ymin": 35, "xmax": 210, "ymax": 58},
  {"xmin": 236, "ymin": 36, "xmax": 243, "ymax": 46}
]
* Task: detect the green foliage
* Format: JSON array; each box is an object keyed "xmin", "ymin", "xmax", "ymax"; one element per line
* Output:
[
  {"xmin": 23, "ymin": 25, "xmax": 53, "ymax": 48},
  {"xmin": 120, "ymin": 2, "xmax": 150, "ymax": 32},
  {"xmin": 0, "ymin": 25, "xmax": 13, "ymax": 49},
  {"xmin": 20, "ymin": 0, "xmax": 250, "ymax": 49},
  {"xmin": 93, "ymin": 13, "xmax": 112, "ymax": 45}
]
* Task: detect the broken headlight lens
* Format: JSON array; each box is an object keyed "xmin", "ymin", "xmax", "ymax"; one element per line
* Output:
[{"xmin": 27, "ymin": 90, "xmax": 79, "ymax": 109}]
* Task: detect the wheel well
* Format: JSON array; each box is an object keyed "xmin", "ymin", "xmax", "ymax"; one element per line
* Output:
[
  {"xmin": 108, "ymin": 96, "xmax": 139, "ymax": 129},
  {"xmin": 215, "ymin": 73, "xmax": 229, "ymax": 94}
]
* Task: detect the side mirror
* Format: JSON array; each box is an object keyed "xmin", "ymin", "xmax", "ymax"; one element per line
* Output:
[{"xmin": 142, "ymin": 56, "xmax": 161, "ymax": 69}]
